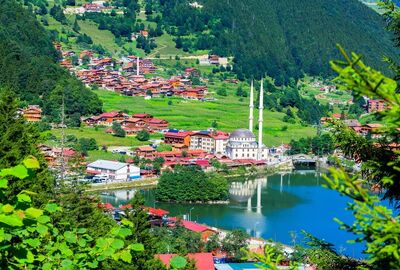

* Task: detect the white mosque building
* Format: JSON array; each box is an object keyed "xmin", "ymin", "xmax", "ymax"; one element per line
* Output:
[{"xmin": 226, "ymin": 79, "xmax": 270, "ymax": 160}]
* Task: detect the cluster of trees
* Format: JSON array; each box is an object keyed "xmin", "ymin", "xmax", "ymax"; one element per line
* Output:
[
  {"xmin": 50, "ymin": 4, "xmax": 67, "ymax": 24},
  {"xmin": 65, "ymin": 135, "xmax": 99, "ymax": 155},
  {"xmin": 155, "ymin": 165, "xmax": 229, "ymax": 203},
  {"xmin": 287, "ymin": 134, "xmax": 334, "ymax": 156},
  {"xmin": 206, "ymin": 230, "xmax": 249, "ymax": 261},
  {"xmin": 263, "ymin": 81, "xmax": 330, "ymax": 125},
  {"xmin": 158, "ymin": 0, "xmax": 398, "ymax": 84},
  {"xmin": 0, "ymin": 0, "xmax": 103, "ymax": 124}
]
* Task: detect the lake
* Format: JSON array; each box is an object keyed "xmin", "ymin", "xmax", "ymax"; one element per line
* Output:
[{"xmin": 99, "ymin": 170, "xmax": 365, "ymax": 258}]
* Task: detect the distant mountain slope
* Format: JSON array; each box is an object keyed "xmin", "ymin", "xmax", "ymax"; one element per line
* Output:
[
  {"xmin": 159, "ymin": 0, "xmax": 398, "ymax": 84},
  {"xmin": 0, "ymin": 0, "xmax": 102, "ymax": 123}
]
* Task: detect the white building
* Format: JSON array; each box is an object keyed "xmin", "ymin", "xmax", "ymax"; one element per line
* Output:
[
  {"xmin": 87, "ymin": 160, "xmax": 140, "ymax": 182},
  {"xmin": 189, "ymin": 130, "xmax": 229, "ymax": 154},
  {"xmin": 226, "ymin": 79, "xmax": 269, "ymax": 160}
]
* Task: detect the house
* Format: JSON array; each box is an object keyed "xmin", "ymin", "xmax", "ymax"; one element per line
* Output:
[
  {"xmin": 80, "ymin": 50, "xmax": 93, "ymax": 59},
  {"xmin": 190, "ymin": 130, "xmax": 229, "ymax": 154},
  {"xmin": 86, "ymin": 111, "xmax": 128, "ymax": 126},
  {"xmin": 86, "ymin": 160, "xmax": 140, "ymax": 181},
  {"xmin": 140, "ymin": 30, "xmax": 149, "ymax": 38},
  {"xmin": 368, "ymin": 99, "xmax": 387, "ymax": 112},
  {"xmin": 344, "ymin": 119, "xmax": 361, "ymax": 128},
  {"xmin": 169, "ymin": 218, "xmax": 217, "ymax": 241},
  {"xmin": 172, "ymin": 143, "xmax": 189, "ymax": 152},
  {"xmin": 132, "ymin": 113, "xmax": 153, "ymax": 120},
  {"xmin": 83, "ymin": 3, "xmax": 102, "ymax": 12},
  {"xmin": 182, "ymin": 87, "xmax": 206, "ymax": 100},
  {"xmin": 22, "ymin": 105, "xmax": 42, "ymax": 122},
  {"xmin": 208, "ymin": 55, "xmax": 220, "ymax": 65},
  {"xmin": 147, "ymin": 118, "xmax": 169, "ymax": 131},
  {"xmin": 156, "ymin": 253, "xmax": 215, "ymax": 270},
  {"xmin": 164, "ymin": 131, "xmax": 193, "ymax": 147},
  {"xmin": 135, "ymin": 146, "xmax": 156, "ymax": 159}
]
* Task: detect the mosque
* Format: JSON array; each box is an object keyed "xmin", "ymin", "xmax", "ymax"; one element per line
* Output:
[{"xmin": 226, "ymin": 79, "xmax": 269, "ymax": 160}]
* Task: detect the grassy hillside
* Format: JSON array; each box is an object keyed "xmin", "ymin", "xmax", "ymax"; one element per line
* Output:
[{"xmin": 95, "ymin": 89, "xmax": 316, "ymax": 147}]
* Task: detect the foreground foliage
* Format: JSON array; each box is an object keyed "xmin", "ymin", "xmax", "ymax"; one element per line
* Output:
[{"xmin": 0, "ymin": 157, "xmax": 144, "ymax": 269}]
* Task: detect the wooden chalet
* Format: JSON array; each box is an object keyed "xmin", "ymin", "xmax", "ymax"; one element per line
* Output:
[{"xmin": 22, "ymin": 105, "xmax": 42, "ymax": 122}]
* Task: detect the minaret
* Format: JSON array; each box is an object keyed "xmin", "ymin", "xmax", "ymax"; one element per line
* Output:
[
  {"xmin": 136, "ymin": 56, "xmax": 140, "ymax": 76},
  {"xmin": 258, "ymin": 79, "xmax": 264, "ymax": 160},
  {"xmin": 249, "ymin": 80, "xmax": 254, "ymax": 132}
]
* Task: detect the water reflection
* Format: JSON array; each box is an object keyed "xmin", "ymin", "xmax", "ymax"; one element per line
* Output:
[{"xmin": 98, "ymin": 171, "xmax": 364, "ymax": 257}]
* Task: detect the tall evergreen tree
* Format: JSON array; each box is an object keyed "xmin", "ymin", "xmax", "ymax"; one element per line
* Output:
[{"xmin": 0, "ymin": 88, "xmax": 55, "ymax": 204}]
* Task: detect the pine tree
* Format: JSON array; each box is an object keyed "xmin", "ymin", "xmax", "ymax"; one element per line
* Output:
[
  {"xmin": 73, "ymin": 18, "xmax": 80, "ymax": 32},
  {"xmin": 0, "ymin": 88, "xmax": 55, "ymax": 204}
]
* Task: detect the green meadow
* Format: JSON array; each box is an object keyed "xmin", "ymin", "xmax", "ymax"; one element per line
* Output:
[
  {"xmin": 48, "ymin": 126, "xmax": 152, "ymax": 147},
  {"xmin": 95, "ymin": 86, "xmax": 316, "ymax": 147}
]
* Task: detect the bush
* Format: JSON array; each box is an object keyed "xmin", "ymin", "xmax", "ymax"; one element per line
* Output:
[{"xmin": 136, "ymin": 130, "xmax": 150, "ymax": 141}]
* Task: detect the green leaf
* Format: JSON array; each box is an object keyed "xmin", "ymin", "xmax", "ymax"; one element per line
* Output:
[
  {"xmin": 61, "ymin": 259, "xmax": 73, "ymax": 270},
  {"xmin": 0, "ymin": 179, "xmax": 8, "ymax": 189},
  {"xmin": 117, "ymin": 228, "xmax": 132, "ymax": 238},
  {"xmin": 170, "ymin": 256, "xmax": 187, "ymax": 269},
  {"xmin": 131, "ymin": 243, "xmax": 144, "ymax": 252},
  {"xmin": 64, "ymin": 231, "xmax": 77, "ymax": 244},
  {"xmin": 42, "ymin": 263, "xmax": 52, "ymax": 270},
  {"xmin": 25, "ymin": 207, "xmax": 43, "ymax": 218},
  {"xmin": 17, "ymin": 193, "xmax": 31, "ymax": 203},
  {"xmin": 0, "ymin": 214, "xmax": 23, "ymax": 226},
  {"xmin": 37, "ymin": 215, "xmax": 51, "ymax": 224},
  {"xmin": 77, "ymin": 228, "xmax": 87, "ymax": 234},
  {"xmin": 36, "ymin": 224, "xmax": 48, "ymax": 235},
  {"xmin": 45, "ymin": 203, "xmax": 59, "ymax": 213},
  {"xmin": 25, "ymin": 238, "xmax": 41, "ymax": 248},
  {"xmin": 1, "ymin": 165, "xmax": 29, "ymax": 179},
  {"xmin": 23, "ymin": 157, "xmax": 40, "ymax": 169},
  {"xmin": 2, "ymin": 204, "xmax": 14, "ymax": 213},
  {"xmin": 111, "ymin": 239, "xmax": 124, "ymax": 250},
  {"xmin": 119, "ymin": 250, "xmax": 132, "ymax": 263},
  {"xmin": 78, "ymin": 238, "xmax": 87, "ymax": 247}
]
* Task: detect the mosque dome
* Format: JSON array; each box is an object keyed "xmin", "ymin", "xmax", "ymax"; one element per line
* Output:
[{"xmin": 229, "ymin": 128, "xmax": 256, "ymax": 140}]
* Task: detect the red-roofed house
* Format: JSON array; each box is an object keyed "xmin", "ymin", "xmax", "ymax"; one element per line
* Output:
[
  {"xmin": 135, "ymin": 146, "xmax": 156, "ymax": 159},
  {"xmin": 368, "ymin": 99, "xmax": 387, "ymax": 113},
  {"xmin": 156, "ymin": 253, "xmax": 215, "ymax": 270},
  {"xmin": 169, "ymin": 218, "xmax": 217, "ymax": 240},
  {"xmin": 147, "ymin": 118, "xmax": 169, "ymax": 131},
  {"xmin": 164, "ymin": 132, "xmax": 193, "ymax": 147}
]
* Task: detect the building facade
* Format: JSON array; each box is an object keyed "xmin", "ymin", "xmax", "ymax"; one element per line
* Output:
[{"xmin": 87, "ymin": 160, "xmax": 140, "ymax": 181}]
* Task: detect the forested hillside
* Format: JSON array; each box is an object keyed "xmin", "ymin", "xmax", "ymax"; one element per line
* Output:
[
  {"xmin": 0, "ymin": 0, "xmax": 102, "ymax": 124},
  {"xmin": 158, "ymin": 0, "xmax": 397, "ymax": 84}
]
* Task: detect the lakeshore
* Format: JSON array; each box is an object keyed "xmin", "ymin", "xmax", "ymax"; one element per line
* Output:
[{"xmin": 99, "ymin": 170, "xmax": 366, "ymax": 258}]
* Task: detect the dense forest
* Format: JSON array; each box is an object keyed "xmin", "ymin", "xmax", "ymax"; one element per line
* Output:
[
  {"xmin": 0, "ymin": 0, "xmax": 102, "ymax": 124},
  {"xmin": 157, "ymin": 0, "xmax": 398, "ymax": 84}
]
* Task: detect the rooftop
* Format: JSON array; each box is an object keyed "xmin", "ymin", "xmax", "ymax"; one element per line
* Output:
[
  {"xmin": 229, "ymin": 129, "xmax": 255, "ymax": 139},
  {"xmin": 87, "ymin": 160, "xmax": 128, "ymax": 171}
]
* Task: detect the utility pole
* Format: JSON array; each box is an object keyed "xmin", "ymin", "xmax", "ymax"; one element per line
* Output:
[{"xmin": 60, "ymin": 93, "xmax": 66, "ymax": 182}]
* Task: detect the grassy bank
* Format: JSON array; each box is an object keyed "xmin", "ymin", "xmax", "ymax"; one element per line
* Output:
[
  {"xmin": 95, "ymin": 89, "xmax": 316, "ymax": 146},
  {"xmin": 45, "ymin": 126, "xmax": 154, "ymax": 147}
]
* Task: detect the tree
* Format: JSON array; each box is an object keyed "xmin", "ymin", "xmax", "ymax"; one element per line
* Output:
[
  {"xmin": 112, "ymin": 121, "xmax": 126, "ymax": 137},
  {"xmin": 0, "ymin": 157, "xmax": 145, "ymax": 269},
  {"xmin": 211, "ymin": 120, "xmax": 218, "ymax": 128},
  {"xmin": 137, "ymin": 130, "xmax": 150, "ymax": 141},
  {"xmin": 82, "ymin": 54, "xmax": 91, "ymax": 65},
  {"xmin": 221, "ymin": 230, "xmax": 249, "ymax": 260},
  {"xmin": 217, "ymin": 88, "xmax": 227, "ymax": 96},
  {"xmin": 0, "ymin": 89, "xmax": 54, "ymax": 204},
  {"xmin": 322, "ymin": 42, "xmax": 400, "ymax": 268},
  {"xmin": 73, "ymin": 18, "xmax": 80, "ymax": 32}
]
